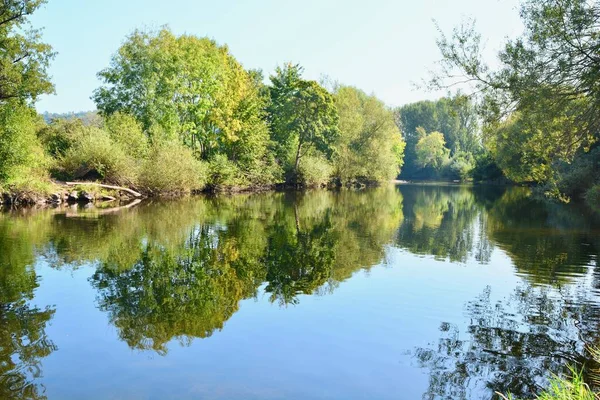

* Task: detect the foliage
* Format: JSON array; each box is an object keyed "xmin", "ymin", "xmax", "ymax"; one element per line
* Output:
[
  {"xmin": 0, "ymin": 0, "xmax": 55, "ymax": 105},
  {"xmin": 139, "ymin": 141, "xmax": 207, "ymax": 194},
  {"xmin": 396, "ymin": 95, "xmax": 480, "ymax": 178},
  {"xmin": 415, "ymin": 130, "xmax": 450, "ymax": 171},
  {"xmin": 37, "ymin": 118, "xmax": 86, "ymax": 157},
  {"xmin": 59, "ymin": 126, "xmax": 138, "ymax": 185},
  {"xmin": 333, "ymin": 85, "xmax": 405, "ymax": 183},
  {"xmin": 585, "ymin": 185, "xmax": 600, "ymax": 212},
  {"xmin": 432, "ymin": 0, "xmax": 600, "ymax": 199},
  {"xmin": 207, "ymin": 153, "xmax": 240, "ymax": 188},
  {"xmin": 104, "ymin": 112, "xmax": 149, "ymax": 159},
  {"xmin": 448, "ymin": 150, "xmax": 475, "ymax": 181},
  {"xmin": 472, "ymin": 151, "xmax": 505, "ymax": 182},
  {"xmin": 93, "ymin": 28, "xmax": 274, "ymax": 185},
  {"xmin": 296, "ymin": 154, "xmax": 333, "ymax": 187},
  {"xmin": 0, "ymin": 102, "xmax": 50, "ymax": 195},
  {"xmin": 267, "ymin": 64, "xmax": 340, "ymax": 180},
  {"xmin": 0, "ymin": 1, "xmax": 54, "ymax": 197}
]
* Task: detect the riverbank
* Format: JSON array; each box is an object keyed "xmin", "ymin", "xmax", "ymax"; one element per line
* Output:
[{"xmin": 0, "ymin": 178, "xmax": 384, "ymax": 208}]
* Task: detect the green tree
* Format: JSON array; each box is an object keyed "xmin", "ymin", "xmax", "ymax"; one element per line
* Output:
[
  {"xmin": 104, "ymin": 112, "xmax": 149, "ymax": 159},
  {"xmin": 93, "ymin": 28, "xmax": 275, "ymax": 185},
  {"xmin": 0, "ymin": 0, "xmax": 54, "ymax": 195},
  {"xmin": 0, "ymin": 103, "xmax": 48, "ymax": 192},
  {"xmin": 0, "ymin": 1, "xmax": 55, "ymax": 104},
  {"xmin": 333, "ymin": 85, "xmax": 405, "ymax": 183},
  {"xmin": 415, "ymin": 129, "xmax": 450, "ymax": 171},
  {"xmin": 267, "ymin": 64, "xmax": 340, "ymax": 180}
]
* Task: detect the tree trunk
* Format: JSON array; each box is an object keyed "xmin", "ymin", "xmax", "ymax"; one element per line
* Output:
[
  {"xmin": 294, "ymin": 142, "xmax": 303, "ymax": 176},
  {"xmin": 66, "ymin": 182, "xmax": 142, "ymax": 198}
]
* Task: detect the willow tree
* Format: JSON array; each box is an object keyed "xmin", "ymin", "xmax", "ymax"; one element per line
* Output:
[
  {"xmin": 93, "ymin": 28, "xmax": 274, "ymax": 183},
  {"xmin": 333, "ymin": 85, "xmax": 405, "ymax": 183}
]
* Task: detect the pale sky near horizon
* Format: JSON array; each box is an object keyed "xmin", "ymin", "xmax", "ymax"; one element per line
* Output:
[{"xmin": 31, "ymin": 0, "xmax": 523, "ymax": 113}]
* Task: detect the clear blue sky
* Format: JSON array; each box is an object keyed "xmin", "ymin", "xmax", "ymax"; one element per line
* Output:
[{"xmin": 31, "ymin": 0, "xmax": 522, "ymax": 113}]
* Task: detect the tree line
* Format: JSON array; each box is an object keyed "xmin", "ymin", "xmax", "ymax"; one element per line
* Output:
[
  {"xmin": 1, "ymin": 0, "xmax": 598, "ymax": 212},
  {"xmin": 0, "ymin": 2, "xmax": 404, "ymax": 201}
]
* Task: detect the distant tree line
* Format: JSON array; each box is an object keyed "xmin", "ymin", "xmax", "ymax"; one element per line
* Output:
[{"xmin": 394, "ymin": 94, "xmax": 504, "ymax": 182}]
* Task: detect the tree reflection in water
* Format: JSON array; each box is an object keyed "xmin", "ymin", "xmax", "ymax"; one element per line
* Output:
[
  {"xmin": 0, "ymin": 216, "xmax": 57, "ymax": 400},
  {"xmin": 405, "ymin": 186, "xmax": 600, "ymax": 399},
  {"xmin": 89, "ymin": 187, "xmax": 404, "ymax": 353}
]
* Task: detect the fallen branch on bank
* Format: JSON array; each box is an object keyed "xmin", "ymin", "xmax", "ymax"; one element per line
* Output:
[{"xmin": 65, "ymin": 182, "xmax": 142, "ymax": 198}]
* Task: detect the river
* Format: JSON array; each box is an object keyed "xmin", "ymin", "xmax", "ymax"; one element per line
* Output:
[{"xmin": 1, "ymin": 183, "xmax": 599, "ymax": 399}]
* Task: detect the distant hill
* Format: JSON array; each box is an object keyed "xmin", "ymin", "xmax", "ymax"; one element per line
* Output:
[{"xmin": 42, "ymin": 110, "xmax": 101, "ymax": 125}]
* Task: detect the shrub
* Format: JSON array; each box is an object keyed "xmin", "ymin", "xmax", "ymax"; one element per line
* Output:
[
  {"xmin": 104, "ymin": 112, "xmax": 149, "ymax": 159},
  {"xmin": 59, "ymin": 127, "xmax": 138, "ymax": 185},
  {"xmin": 554, "ymin": 147, "xmax": 600, "ymax": 199},
  {"xmin": 37, "ymin": 118, "xmax": 87, "ymax": 157},
  {"xmin": 296, "ymin": 155, "xmax": 333, "ymax": 187},
  {"xmin": 472, "ymin": 152, "xmax": 505, "ymax": 182},
  {"xmin": 448, "ymin": 151, "xmax": 475, "ymax": 181},
  {"xmin": 139, "ymin": 142, "xmax": 207, "ymax": 194},
  {"xmin": 208, "ymin": 154, "xmax": 241, "ymax": 188}
]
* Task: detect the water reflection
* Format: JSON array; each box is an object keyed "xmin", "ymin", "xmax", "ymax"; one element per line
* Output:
[
  {"xmin": 86, "ymin": 188, "xmax": 404, "ymax": 353},
  {"xmin": 0, "ymin": 216, "xmax": 56, "ymax": 400},
  {"xmin": 396, "ymin": 185, "xmax": 484, "ymax": 262},
  {"xmin": 413, "ymin": 283, "xmax": 600, "ymax": 399},
  {"xmin": 485, "ymin": 189, "xmax": 600, "ymax": 284},
  {"xmin": 1, "ymin": 184, "xmax": 600, "ymax": 399}
]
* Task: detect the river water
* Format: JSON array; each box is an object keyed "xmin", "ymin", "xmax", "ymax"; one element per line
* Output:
[{"xmin": 1, "ymin": 184, "xmax": 600, "ymax": 399}]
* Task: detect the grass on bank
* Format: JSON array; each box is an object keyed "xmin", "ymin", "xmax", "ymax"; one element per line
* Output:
[{"xmin": 499, "ymin": 348, "xmax": 600, "ymax": 400}]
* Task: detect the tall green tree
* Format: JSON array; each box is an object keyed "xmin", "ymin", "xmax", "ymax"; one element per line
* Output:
[
  {"xmin": 415, "ymin": 129, "xmax": 450, "ymax": 171},
  {"xmin": 267, "ymin": 64, "xmax": 339, "ymax": 179},
  {"xmin": 93, "ymin": 28, "xmax": 274, "ymax": 183},
  {"xmin": 333, "ymin": 85, "xmax": 405, "ymax": 183}
]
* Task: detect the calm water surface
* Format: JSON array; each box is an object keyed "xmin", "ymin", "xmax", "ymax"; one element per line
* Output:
[{"xmin": 2, "ymin": 184, "xmax": 600, "ymax": 400}]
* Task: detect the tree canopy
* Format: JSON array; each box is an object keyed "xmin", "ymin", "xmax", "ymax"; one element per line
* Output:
[
  {"xmin": 93, "ymin": 28, "xmax": 275, "ymax": 185},
  {"xmin": 0, "ymin": 0, "xmax": 55, "ymax": 105},
  {"xmin": 267, "ymin": 64, "xmax": 339, "ymax": 179},
  {"xmin": 333, "ymin": 85, "xmax": 405, "ymax": 183},
  {"xmin": 395, "ymin": 95, "xmax": 480, "ymax": 180}
]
